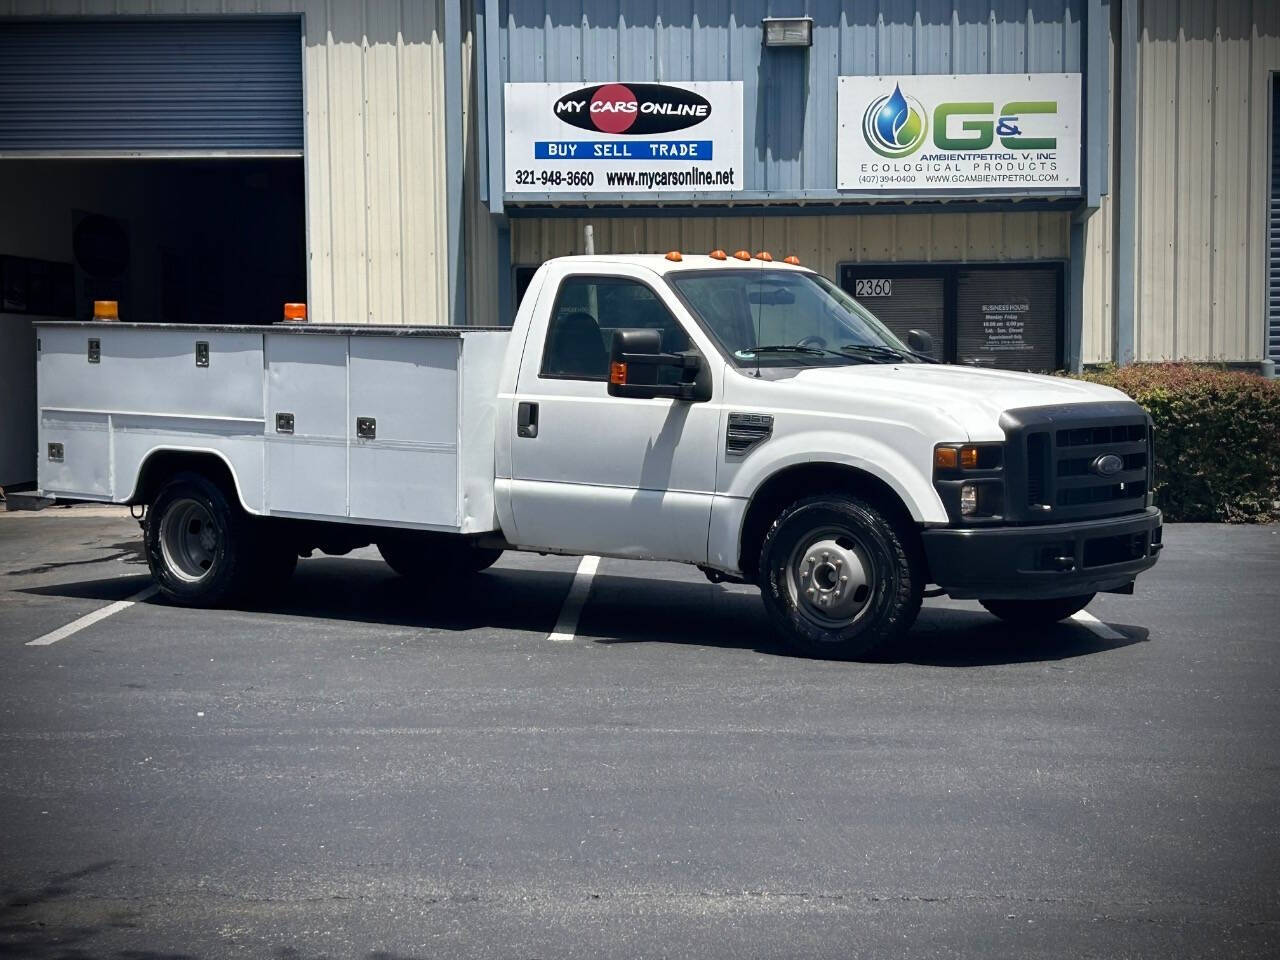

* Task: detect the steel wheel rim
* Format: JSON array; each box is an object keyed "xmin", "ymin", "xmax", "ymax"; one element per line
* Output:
[
  {"xmin": 785, "ymin": 526, "xmax": 874, "ymax": 629},
  {"xmin": 159, "ymin": 498, "xmax": 219, "ymax": 583}
]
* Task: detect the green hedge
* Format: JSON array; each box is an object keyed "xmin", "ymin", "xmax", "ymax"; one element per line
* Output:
[{"xmin": 1068, "ymin": 364, "xmax": 1280, "ymax": 523}]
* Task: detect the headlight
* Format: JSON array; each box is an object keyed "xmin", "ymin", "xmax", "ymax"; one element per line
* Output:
[{"xmin": 933, "ymin": 442, "xmax": 1005, "ymax": 522}]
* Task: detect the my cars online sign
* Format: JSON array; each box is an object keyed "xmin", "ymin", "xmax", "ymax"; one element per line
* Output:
[
  {"xmin": 504, "ymin": 81, "xmax": 743, "ymax": 195},
  {"xmin": 837, "ymin": 74, "xmax": 1081, "ymax": 194}
]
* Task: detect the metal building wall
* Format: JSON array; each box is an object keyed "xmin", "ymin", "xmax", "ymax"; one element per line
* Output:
[
  {"xmin": 499, "ymin": 0, "xmax": 1084, "ymax": 200},
  {"xmin": 0, "ymin": 0, "xmax": 451, "ymax": 329},
  {"xmin": 510, "ymin": 211, "xmax": 1072, "ymax": 279},
  {"xmin": 1130, "ymin": 0, "xmax": 1280, "ymax": 362}
]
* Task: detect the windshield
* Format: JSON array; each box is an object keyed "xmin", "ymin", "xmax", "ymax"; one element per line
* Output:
[{"xmin": 667, "ymin": 268, "xmax": 915, "ymax": 367}]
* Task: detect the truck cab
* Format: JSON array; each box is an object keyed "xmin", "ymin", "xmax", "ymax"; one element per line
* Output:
[
  {"xmin": 495, "ymin": 252, "xmax": 1161, "ymax": 656},
  {"xmin": 34, "ymin": 251, "xmax": 1162, "ymax": 660}
]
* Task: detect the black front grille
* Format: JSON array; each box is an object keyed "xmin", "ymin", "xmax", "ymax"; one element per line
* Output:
[
  {"xmin": 1056, "ymin": 423, "xmax": 1146, "ymax": 447},
  {"xmin": 1002, "ymin": 402, "xmax": 1153, "ymax": 524}
]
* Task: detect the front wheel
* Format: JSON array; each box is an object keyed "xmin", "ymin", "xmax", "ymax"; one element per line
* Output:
[
  {"xmin": 759, "ymin": 494, "xmax": 923, "ymax": 660},
  {"xmin": 979, "ymin": 594, "xmax": 1095, "ymax": 625}
]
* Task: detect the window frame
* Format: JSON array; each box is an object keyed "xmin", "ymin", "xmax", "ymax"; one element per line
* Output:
[{"xmin": 537, "ymin": 272, "xmax": 693, "ymax": 383}]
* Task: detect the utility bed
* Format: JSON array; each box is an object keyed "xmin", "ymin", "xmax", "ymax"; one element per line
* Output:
[{"xmin": 36, "ymin": 321, "xmax": 510, "ymax": 533}]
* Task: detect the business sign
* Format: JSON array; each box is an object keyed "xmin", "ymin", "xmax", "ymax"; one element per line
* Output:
[
  {"xmin": 504, "ymin": 81, "xmax": 743, "ymax": 195},
  {"xmin": 837, "ymin": 74, "xmax": 1081, "ymax": 194}
]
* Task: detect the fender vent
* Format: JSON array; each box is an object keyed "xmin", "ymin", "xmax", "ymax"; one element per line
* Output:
[{"xmin": 726, "ymin": 413, "xmax": 773, "ymax": 456}]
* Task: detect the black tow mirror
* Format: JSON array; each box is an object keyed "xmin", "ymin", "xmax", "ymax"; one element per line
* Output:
[
  {"xmin": 607, "ymin": 328, "xmax": 709, "ymax": 401},
  {"xmin": 907, "ymin": 329, "xmax": 934, "ymax": 356}
]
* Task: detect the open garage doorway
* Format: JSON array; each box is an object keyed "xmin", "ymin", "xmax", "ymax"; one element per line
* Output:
[
  {"xmin": 0, "ymin": 158, "xmax": 305, "ymax": 489},
  {"xmin": 0, "ymin": 158, "xmax": 306, "ymax": 326}
]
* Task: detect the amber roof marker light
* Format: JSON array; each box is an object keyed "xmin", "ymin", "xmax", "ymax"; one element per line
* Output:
[
  {"xmin": 755, "ymin": 251, "xmax": 774, "ymax": 262},
  {"xmin": 732, "ymin": 250, "xmax": 752, "ymax": 261},
  {"xmin": 783, "ymin": 255, "xmax": 801, "ymax": 265},
  {"xmin": 709, "ymin": 249, "xmax": 728, "ymax": 260},
  {"xmin": 665, "ymin": 250, "xmax": 683, "ymax": 262}
]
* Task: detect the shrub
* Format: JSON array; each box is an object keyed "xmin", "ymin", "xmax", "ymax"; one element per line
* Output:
[{"xmin": 1069, "ymin": 364, "xmax": 1280, "ymax": 522}]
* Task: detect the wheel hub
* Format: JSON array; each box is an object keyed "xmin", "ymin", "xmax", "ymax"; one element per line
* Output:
[
  {"xmin": 789, "ymin": 535, "xmax": 873, "ymax": 626},
  {"xmin": 160, "ymin": 498, "xmax": 219, "ymax": 583}
]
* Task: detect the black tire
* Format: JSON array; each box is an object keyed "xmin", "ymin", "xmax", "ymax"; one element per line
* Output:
[
  {"xmin": 144, "ymin": 472, "xmax": 256, "ymax": 606},
  {"xmin": 377, "ymin": 536, "xmax": 503, "ymax": 581},
  {"xmin": 759, "ymin": 494, "xmax": 923, "ymax": 660},
  {"xmin": 979, "ymin": 594, "xmax": 1095, "ymax": 625}
]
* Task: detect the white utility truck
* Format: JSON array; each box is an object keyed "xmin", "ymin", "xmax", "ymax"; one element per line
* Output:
[{"xmin": 33, "ymin": 253, "xmax": 1162, "ymax": 658}]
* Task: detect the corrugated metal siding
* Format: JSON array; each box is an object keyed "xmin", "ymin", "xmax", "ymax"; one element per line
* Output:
[
  {"xmin": 500, "ymin": 0, "xmax": 1083, "ymax": 197},
  {"xmin": 1080, "ymin": 0, "xmax": 1115, "ymax": 366},
  {"xmin": 510, "ymin": 211, "xmax": 1072, "ymax": 276},
  {"xmin": 1270, "ymin": 72, "xmax": 1280, "ymax": 362},
  {"xmin": 0, "ymin": 19, "xmax": 302, "ymax": 153},
  {"xmin": 0, "ymin": 0, "xmax": 451, "ymax": 328},
  {"xmin": 463, "ymin": 2, "xmax": 500, "ymax": 326},
  {"xmin": 1132, "ymin": 0, "xmax": 1279, "ymax": 362}
]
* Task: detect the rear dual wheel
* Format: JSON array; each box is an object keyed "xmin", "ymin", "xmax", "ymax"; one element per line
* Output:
[
  {"xmin": 145, "ymin": 473, "xmax": 295, "ymax": 606},
  {"xmin": 377, "ymin": 537, "xmax": 503, "ymax": 582}
]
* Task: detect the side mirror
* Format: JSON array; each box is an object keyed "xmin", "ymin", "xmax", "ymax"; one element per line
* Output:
[
  {"xmin": 607, "ymin": 328, "xmax": 709, "ymax": 401},
  {"xmin": 907, "ymin": 329, "xmax": 934, "ymax": 356}
]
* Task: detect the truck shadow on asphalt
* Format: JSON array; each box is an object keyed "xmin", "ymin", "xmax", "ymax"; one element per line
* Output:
[
  {"xmin": 20, "ymin": 559, "xmax": 1148, "ymax": 667},
  {"xmin": 2, "ymin": 864, "xmax": 426, "ymax": 960}
]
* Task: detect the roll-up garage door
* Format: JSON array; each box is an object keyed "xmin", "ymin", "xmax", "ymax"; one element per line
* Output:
[
  {"xmin": 956, "ymin": 268, "xmax": 1060, "ymax": 371},
  {"xmin": 1269, "ymin": 74, "xmax": 1280, "ymax": 363},
  {"xmin": 0, "ymin": 19, "xmax": 302, "ymax": 154},
  {"xmin": 838, "ymin": 268, "xmax": 946, "ymax": 361}
]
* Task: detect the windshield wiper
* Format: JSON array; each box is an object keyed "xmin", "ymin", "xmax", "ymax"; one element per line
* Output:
[
  {"xmin": 738, "ymin": 344, "xmax": 864, "ymax": 363},
  {"xmin": 839, "ymin": 343, "xmax": 937, "ymax": 364}
]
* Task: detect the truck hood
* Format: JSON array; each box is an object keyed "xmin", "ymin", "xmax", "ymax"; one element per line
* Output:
[{"xmin": 779, "ymin": 363, "xmax": 1132, "ymax": 439}]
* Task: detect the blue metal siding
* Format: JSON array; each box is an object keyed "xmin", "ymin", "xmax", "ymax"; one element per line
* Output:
[
  {"xmin": 0, "ymin": 19, "xmax": 302, "ymax": 153},
  {"xmin": 500, "ymin": 0, "xmax": 1082, "ymax": 196}
]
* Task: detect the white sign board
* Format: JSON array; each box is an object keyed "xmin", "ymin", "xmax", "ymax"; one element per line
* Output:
[
  {"xmin": 504, "ymin": 81, "xmax": 743, "ymax": 195},
  {"xmin": 837, "ymin": 74, "xmax": 1081, "ymax": 194}
]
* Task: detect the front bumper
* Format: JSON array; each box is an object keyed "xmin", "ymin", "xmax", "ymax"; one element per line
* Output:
[{"xmin": 921, "ymin": 507, "xmax": 1163, "ymax": 600}]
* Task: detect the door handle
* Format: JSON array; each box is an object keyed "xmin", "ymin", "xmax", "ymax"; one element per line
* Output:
[{"xmin": 517, "ymin": 401, "xmax": 539, "ymax": 438}]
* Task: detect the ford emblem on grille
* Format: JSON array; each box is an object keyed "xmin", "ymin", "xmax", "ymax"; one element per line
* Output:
[{"xmin": 1091, "ymin": 453, "xmax": 1124, "ymax": 478}]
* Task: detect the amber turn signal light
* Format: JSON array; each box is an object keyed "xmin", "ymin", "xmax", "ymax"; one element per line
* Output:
[
  {"xmin": 283, "ymin": 302, "xmax": 308, "ymax": 322},
  {"xmin": 609, "ymin": 361, "xmax": 628, "ymax": 385},
  {"xmin": 935, "ymin": 445, "xmax": 982, "ymax": 470},
  {"xmin": 93, "ymin": 300, "xmax": 119, "ymax": 320}
]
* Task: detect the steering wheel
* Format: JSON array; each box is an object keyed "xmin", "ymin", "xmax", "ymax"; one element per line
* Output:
[{"xmin": 797, "ymin": 335, "xmax": 828, "ymax": 349}]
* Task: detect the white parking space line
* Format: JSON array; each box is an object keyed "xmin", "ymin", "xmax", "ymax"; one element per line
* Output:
[
  {"xmin": 25, "ymin": 585, "xmax": 159, "ymax": 647},
  {"xmin": 548, "ymin": 555, "xmax": 600, "ymax": 642},
  {"xmin": 1070, "ymin": 609, "xmax": 1126, "ymax": 642}
]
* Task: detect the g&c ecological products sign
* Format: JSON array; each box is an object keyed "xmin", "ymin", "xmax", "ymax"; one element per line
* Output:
[
  {"xmin": 504, "ymin": 81, "xmax": 743, "ymax": 195},
  {"xmin": 837, "ymin": 74, "xmax": 1081, "ymax": 194}
]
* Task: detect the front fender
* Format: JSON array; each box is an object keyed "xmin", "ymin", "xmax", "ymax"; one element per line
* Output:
[{"xmin": 724, "ymin": 429, "xmax": 947, "ymax": 525}]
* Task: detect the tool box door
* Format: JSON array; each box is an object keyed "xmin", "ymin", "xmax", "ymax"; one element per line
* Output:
[
  {"xmin": 347, "ymin": 336, "xmax": 460, "ymax": 527},
  {"xmin": 264, "ymin": 333, "xmax": 348, "ymax": 517}
]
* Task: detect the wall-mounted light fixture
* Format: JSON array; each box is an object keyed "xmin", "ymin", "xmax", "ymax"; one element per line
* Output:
[{"xmin": 762, "ymin": 17, "xmax": 813, "ymax": 48}]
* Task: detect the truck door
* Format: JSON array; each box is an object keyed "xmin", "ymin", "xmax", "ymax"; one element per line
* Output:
[{"xmin": 507, "ymin": 267, "xmax": 719, "ymax": 562}]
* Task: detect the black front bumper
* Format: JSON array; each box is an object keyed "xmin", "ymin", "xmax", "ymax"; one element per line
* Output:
[{"xmin": 921, "ymin": 507, "xmax": 1163, "ymax": 600}]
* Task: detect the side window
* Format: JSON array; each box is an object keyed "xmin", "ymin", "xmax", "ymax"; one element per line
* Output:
[{"xmin": 541, "ymin": 275, "xmax": 691, "ymax": 382}]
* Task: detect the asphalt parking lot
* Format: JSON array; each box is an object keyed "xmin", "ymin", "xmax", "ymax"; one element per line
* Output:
[{"xmin": 1, "ymin": 507, "xmax": 1278, "ymax": 959}]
